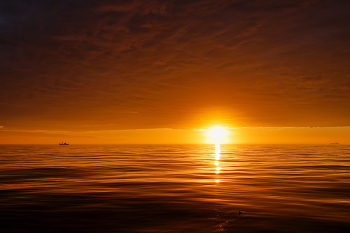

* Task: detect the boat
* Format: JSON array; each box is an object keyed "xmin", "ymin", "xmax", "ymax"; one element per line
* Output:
[
  {"xmin": 330, "ymin": 142, "xmax": 339, "ymax": 145},
  {"xmin": 59, "ymin": 142, "xmax": 69, "ymax": 145}
]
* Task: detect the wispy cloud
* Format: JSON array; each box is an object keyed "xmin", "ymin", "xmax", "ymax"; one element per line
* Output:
[{"xmin": 0, "ymin": 0, "xmax": 350, "ymax": 131}]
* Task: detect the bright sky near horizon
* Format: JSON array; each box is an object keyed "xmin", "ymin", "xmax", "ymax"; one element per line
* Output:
[{"xmin": 1, "ymin": 1, "xmax": 350, "ymax": 144}]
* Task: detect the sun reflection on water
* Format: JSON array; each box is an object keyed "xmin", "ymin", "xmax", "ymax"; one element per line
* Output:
[{"xmin": 214, "ymin": 143, "xmax": 220, "ymax": 181}]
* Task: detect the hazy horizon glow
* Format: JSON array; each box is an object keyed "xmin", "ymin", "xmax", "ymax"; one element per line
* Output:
[
  {"xmin": 1, "ymin": 126, "xmax": 349, "ymax": 144},
  {"xmin": 205, "ymin": 127, "xmax": 231, "ymax": 144}
]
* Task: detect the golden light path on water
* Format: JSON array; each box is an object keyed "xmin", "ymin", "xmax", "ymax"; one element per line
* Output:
[
  {"xmin": 206, "ymin": 126, "xmax": 229, "ymax": 183},
  {"xmin": 215, "ymin": 143, "xmax": 220, "ymax": 182}
]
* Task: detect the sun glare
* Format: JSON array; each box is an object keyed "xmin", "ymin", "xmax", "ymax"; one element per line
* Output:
[{"xmin": 206, "ymin": 126, "xmax": 230, "ymax": 144}]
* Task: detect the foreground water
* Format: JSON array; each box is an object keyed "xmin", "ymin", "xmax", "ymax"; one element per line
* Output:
[{"xmin": 0, "ymin": 144, "xmax": 349, "ymax": 233}]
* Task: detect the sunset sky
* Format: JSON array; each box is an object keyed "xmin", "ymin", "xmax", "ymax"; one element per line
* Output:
[{"xmin": 1, "ymin": 0, "xmax": 350, "ymax": 144}]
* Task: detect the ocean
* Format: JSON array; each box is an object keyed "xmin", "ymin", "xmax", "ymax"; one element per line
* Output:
[{"xmin": 0, "ymin": 144, "xmax": 349, "ymax": 233}]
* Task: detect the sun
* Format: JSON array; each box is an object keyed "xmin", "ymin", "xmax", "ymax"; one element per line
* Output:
[{"xmin": 205, "ymin": 126, "xmax": 230, "ymax": 144}]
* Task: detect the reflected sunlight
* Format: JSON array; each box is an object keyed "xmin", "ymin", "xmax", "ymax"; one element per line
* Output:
[
  {"xmin": 215, "ymin": 143, "xmax": 220, "ymax": 160},
  {"xmin": 214, "ymin": 143, "xmax": 221, "ymax": 179},
  {"xmin": 215, "ymin": 143, "xmax": 220, "ymax": 154}
]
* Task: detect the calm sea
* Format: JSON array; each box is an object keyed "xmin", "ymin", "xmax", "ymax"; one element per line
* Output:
[{"xmin": 0, "ymin": 144, "xmax": 349, "ymax": 233}]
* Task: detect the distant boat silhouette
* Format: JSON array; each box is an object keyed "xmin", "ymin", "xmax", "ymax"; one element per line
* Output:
[
  {"xmin": 59, "ymin": 142, "xmax": 69, "ymax": 145},
  {"xmin": 330, "ymin": 142, "xmax": 339, "ymax": 144}
]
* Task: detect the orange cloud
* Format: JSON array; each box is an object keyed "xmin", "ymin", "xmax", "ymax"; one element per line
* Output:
[{"xmin": 1, "ymin": 0, "xmax": 350, "ymax": 141}]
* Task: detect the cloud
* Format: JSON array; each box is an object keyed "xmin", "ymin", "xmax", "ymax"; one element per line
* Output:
[
  {"xmin": 1, "ymin": 0, "xmax": 350, "ymax": 131},
  {"xmin": 0, "ymin": 129, "xmax": 95, "ymax": 139}
]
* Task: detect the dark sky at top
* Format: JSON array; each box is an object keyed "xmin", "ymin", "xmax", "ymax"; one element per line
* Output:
[{"xmin": 1, "ymin": 0, "xmax": 350, "ymax": 131}]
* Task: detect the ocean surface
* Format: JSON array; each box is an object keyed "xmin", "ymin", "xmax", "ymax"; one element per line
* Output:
[{"xmin": 0, "ymin": 144, "xmax": 349, "ymax": 233}]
